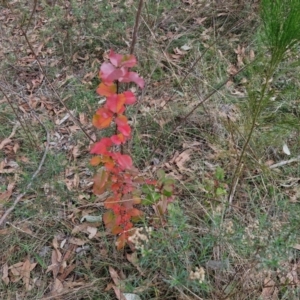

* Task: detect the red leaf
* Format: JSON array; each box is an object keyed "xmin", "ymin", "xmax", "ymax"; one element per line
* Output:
[
  {"xmin": 123, "ymin": 91, "xmax": 136, "ymax": 104},
  {"xmin": 90, "ymin": 138, "xmax": 112, "ymax": 155},
  {"xmin": 117, "ymin": 123, "xmax": 131, "ymax": 136},
  {"xmin": 96, "ymin": 82, "xmax": 117, "ymax": 96},
  {"xmin": 109, "ymin": 49, "xmax": 137, "ymax": 68},
  {"xmin": 119, "ymin": 71, "xmax": 144, "ymax": 89},
  {"xmin": 111, "ymin": 133, "xmax": 126, "ymax": 145},
  {"xmin": 100, "ymin": 62, "xmax": 124, "ymax": 83},
  {"xmin": 114, "ymin": 153, "xmax": 133, "ymax": 170},
  {"xmin": 93, "ymin": 169, "xmax": 110, "ymax": 195},
  {"xmin": 105, "ymin": 94, "xmax": 126, "ymax": 114},
  {"xmin": 115, "ymin": 114, "xmax": 128, "ymax": 126}
]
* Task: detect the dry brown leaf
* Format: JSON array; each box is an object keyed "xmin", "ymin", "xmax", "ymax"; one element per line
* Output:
[
  {"xmin": 46, "ymin": 238, "xmax": 63, "ymax": 277},
  {"xmin": 112, "ymin": 285, "xmax": 127, "ymax": 300},
  {"xmin": 174, "ymin": 149, "xmax": 192, "ymax": 172},
  {"xmin": 71, "ymin": 222, "xmax": 102, "ymax": 234},
  {"xmin": 51, "ymin": 278, "xmax": 64, "ymax": 296},
  {"xmin": 260, "ymin": 277, "xmax": 278, "ymax": 300},
  {"xmin": 57, "ymin": 264, "xmax": 76, "ymax": 282},
  {"xmin": 13, "ymin": 143, "xmax": 20, "ymax": 154},
  {"xmin": 0, "ymin": 228, "xmax": 11, "ymax": 235},
  {"xmin": 1, "ymin": 263, "xmax": 9, "ymax": 285},
  {"xmin": 61, "ymin": 244, "xmax": 76, "ymax": 262},
  {"xmin": 63, "ymin": 280, "xmax": 86, "ymax": 289},
  {"xmin": 72, "ymin": 145, "xmax": 81, "ymax": 158},
  {"xmin": 249, "ymin": 49, "xmax": 255, "ymax": 61},
  {"xmin": 87, "ymin": 226, "xmax": 97, "ymax": 239},
  {"xmin": 0, "ymin": 138, "xmax": 11, "ymax": 150},
  {"xmin": 69, "ymin": 237, "xmax": 86, "ymax": 246},
  {"xmin": 0, "ymin": 160, "xmax": 19, "ymax": 174},
  {"xmin": 109, "ymin": 266, "xmax": 121, "ymax": 286},
  {"xmin": 83, "ymin": 71, "xmax": 97, "ymax": 83},
  {"xmin": 21, "ymin": 258, "xmax": 31, "ymax": 291},
  {"xmin": 9, "ymin": 262, "xmax": 23, "ymax": 278},
  {"xmin": 293, "ymin": 244, "xmax": 300, "ymax": 250},
  {"xmin": 79, "ymin": 113, "xmax": 88, "ymax": 125},
  {"xmin": 73, "ymin": 173, "xmax": 80, "ymax": 188},
  {"xmin": 0, "ymin": 182, "xmax": 15, "ymax": 203},
  {"xmin": 227, "ymin": 64, "xmax": 238, "ymax": 76},
  {"xmin": 126, "ymin": 253, "xmax": 144, "ymax": 275}
]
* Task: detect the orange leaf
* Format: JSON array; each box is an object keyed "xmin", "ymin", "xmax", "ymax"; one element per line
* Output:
[
  {"xmin": 111, "ymin": 225, "xmax": 124, "ymax": 235},
  {"xmin": 106, "ymin": 94, "xmax": 126, "ymax": 114},
  {"xmin": 103, "ymin": 210, "xmax": 115, "ymax": 227},
  {"xmin": 96, "ymin": 82, "xmax": 117, "ymax": 96},
  {"xmin": 129, "ymin": 208, "xmax": 143, "ymax": 217},
  {"xmin": 90, "ymin": 156, "xmax": 102, "ymax": 166},
  {"xmin": 93, "ymin": 169, "xmax": 110, "ymax": 195},
  {"xmin": 116, "ymin": 233, "xmax": 127, "ymax": 250},
  {"xmin": 104, "ymin": 196, "xmax": 120, "ymax": 209},
  {"xmin": 93, "ymin": 108, "xmax": 113, "ymax": 129},
  {"xmin": 105, "ymin": 161, "xmax": 115, "ymax": 170}
]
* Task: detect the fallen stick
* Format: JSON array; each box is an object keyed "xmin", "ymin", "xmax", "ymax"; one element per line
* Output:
[{"xmin": 0, "ymin": 117, "xmax": 50, "ymax": 227}]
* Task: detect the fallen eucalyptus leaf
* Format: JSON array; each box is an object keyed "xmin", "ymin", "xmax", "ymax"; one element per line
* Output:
[
  {"xmin": 80, "ymin": 215, "xmax": 102, "ymax": 223},
  {"xmin": 123, "ymin": 293, "xmax": 142, "ymax": 300}
]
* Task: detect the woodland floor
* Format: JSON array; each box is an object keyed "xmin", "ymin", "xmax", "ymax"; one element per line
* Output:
[{"xmin": 0, "ymin": 0, "xmax": 300, "ymax": 299}]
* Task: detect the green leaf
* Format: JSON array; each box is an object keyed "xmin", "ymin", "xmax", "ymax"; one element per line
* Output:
[
  {"xmin": 163, "ymin": 184, "xmax": 173, "ymax": 197},
  {"xmin": 142, "ymin": 192, "xmax": 161, "ymax": 205},
  {"xmin": 216, "ymin": 187, "xmax": 226, "ymax": 196},
  {"xmin": 141, "ymin": 184, "xmax": 155, "ymax": 194},
  {"xmin": 215, "ymin": 167, "xmax": 225, "ymax": 181},
  {"xmin": 157, "ymin": 169, "xmax": 165, "ymax": 180},
  {"xmin": 163, "ymin": 178, "xmax": 175, "ymax": 185}
]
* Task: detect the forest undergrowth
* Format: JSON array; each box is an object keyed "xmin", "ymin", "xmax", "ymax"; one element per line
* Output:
[{"xmin": 0, "ymin": 0, "xmax": 300, "ymax": 299}]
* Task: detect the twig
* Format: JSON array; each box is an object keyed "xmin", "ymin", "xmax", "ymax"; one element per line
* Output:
[
  {"xmin": 0, "ymin": 85, "xmax": 38, "ymax": 149},
  {"xmin": 0, "ymin": 115, "xmax": 50, "ymax": 227},
  {"xmin": 269, "ymin": 155, "xmax": 300, "ymax": 169},
  {"xmin": 147, "ymin": 65, "xmax": 248, "ymax": 163},
  {"xmin": 24, "ymin": 0, "xmax": 37, "ymax": 34},
  {"xmin": 130, "ymin": 0, "xmax": 144, "ymax": 54},
  {"xmin": 5, "ymin": 0, "xmax": 94, "ymax": 143},
  {"xmin": 170, "ymin": 277, "xmax": 203, "ymax": 300},
  {"xmin": 21, "ymin": 29, "xmax": 94, "ymax": 142}
]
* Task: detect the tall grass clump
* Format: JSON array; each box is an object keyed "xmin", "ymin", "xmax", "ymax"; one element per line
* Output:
[{"xmin": 229, "ymin": 0, "xmax": 300, "ymax": 198}]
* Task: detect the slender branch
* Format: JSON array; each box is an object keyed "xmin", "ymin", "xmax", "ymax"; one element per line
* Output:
[
  {"xmin": 147, "ymin": 64, "xmax": 249, "ymax": 162},
  {"xmin": 227, "ymin": 71, "xmax": 272, "ymax": 202},
  {"xmin": 24, "ymin": 0, "xmax": 37, "ymax": 34},
  {"xmin": 6, "ymin": 0, "xmax": 94, "ymax": 142},
  {"xmin": 19, "ymin": 29, "xmax": 95, "ymax": 142},
  {"xmin": 130, "ymin": 0, "xmax": 144, "ymax": 54},
  {"xmin": 269, "ymin": 155, "xmax": 300, "ymax": 169},
  {"xmin": 0, "ymin": 115, "xmax": 50, "ymax": 227},
  {"xmin": 0, "ymin": 85, "xmax": 38, "ymax": 150}
]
